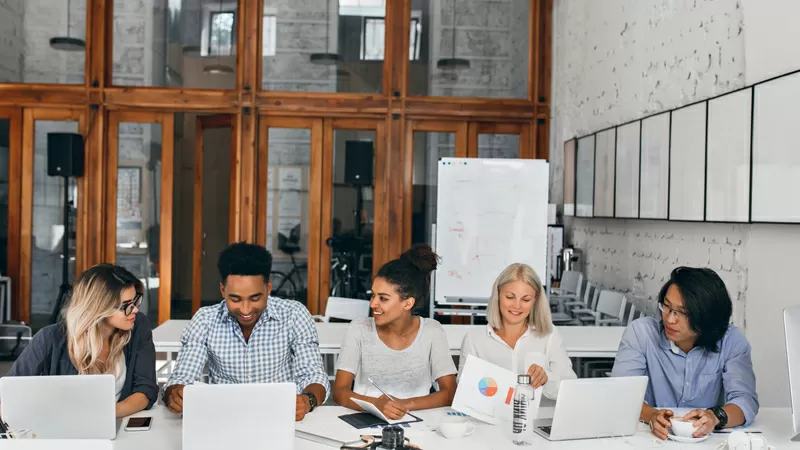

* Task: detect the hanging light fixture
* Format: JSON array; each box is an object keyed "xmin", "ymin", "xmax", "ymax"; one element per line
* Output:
[
  {"xmin": 310, "ymin": 0, "xmax": 340, "ymax": 65},
  {"xmin": 436, "ymin": 0, "xmax": 469, "ymax": 69},
  {"xmin": 50, "ymin": 0, "xmax": 86, "ymax": 51},
  {"xmin": 204, "ymin": 0, "xmax": 234, "ymax": 74}
]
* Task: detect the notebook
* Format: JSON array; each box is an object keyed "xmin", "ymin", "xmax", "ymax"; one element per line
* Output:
[{"xmin": 349, "ymin": 397, "xmax": 422, "ymax": 425}]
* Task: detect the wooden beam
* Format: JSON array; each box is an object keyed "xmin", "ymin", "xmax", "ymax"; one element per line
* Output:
[
  {"xmin": 104, "ymin": 113, "xmax": 120, "ymax": 263},
  {"xmin": 405, "ymin": 98, "xmax": 537, "ymax": 120},
  {"xmin": 1, "ymin": 108, "xmax": 22, "ymax": 321},
  {"xmin": 239, "ymin": 109, "xmax": 258, "ymax": 243},
  {"xmin": 104, "ymin": 89, "xmax": 241, "ymax": 111},
  {"xmin": 257, "ymin": 95, "xmax": 390, "ymax": 117},
  {"xmin": 192, "ymin": 116, "xmax": 204, "ymax": 314},
  {"xmin": 158, "ymin": 114, "xmax": 175, "ymax": 325},
  {"xmin": 87, "ymin": 0, "xmax": 110, "ymax": 89},
  {"xmin": 316, "ymin": 119, "xmax": 333, "ymax": 317},
  {"xmin": 0, "ymin": 86, "xmax": 89, "ymax": 108}
]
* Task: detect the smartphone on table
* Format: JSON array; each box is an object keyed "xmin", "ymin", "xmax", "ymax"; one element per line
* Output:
[{"xmin": 125, "ymin": 417, "xmax": 152, "ymax": 432}]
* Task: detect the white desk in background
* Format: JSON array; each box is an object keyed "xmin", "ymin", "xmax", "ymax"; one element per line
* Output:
[
  {"xmin": 108, "ymin": 405, "xmax": 794, "ymax": 450},
  {"xmin": 152, "ymin": 320, "xmax": 624, "ymax": 358}
]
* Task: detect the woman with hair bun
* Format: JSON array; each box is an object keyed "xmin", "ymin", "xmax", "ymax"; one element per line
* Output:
[{"xmin": 332, "ymin": 244, "xmax": 457, "ymax": 420}]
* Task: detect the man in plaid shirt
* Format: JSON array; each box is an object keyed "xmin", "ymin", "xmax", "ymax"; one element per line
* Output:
[{"xmin": 163, "ymin": 242, "xmax": 328, "ymax": 421}]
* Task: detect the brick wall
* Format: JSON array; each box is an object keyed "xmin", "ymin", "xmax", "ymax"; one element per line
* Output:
[{"xmin": 551, "ymin": 0, "xmax": 800, "ymax": 407}]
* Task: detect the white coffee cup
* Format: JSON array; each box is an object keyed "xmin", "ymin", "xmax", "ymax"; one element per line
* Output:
[
  {"xmin": 439, "ymin": 416, "xmax": 475, "ymax": 439},
  {"xmin": 670, "ymin": 417, "xmax": 700, "ymax": 438}
]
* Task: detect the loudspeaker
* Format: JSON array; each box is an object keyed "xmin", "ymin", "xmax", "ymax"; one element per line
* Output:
[
  {"xmin": 47, "ymin": 132, "xmax": 84, "ymax": 177},
  {"xmin": 344, "ymin": 141, "xmax": 373, "ymax": 185}
]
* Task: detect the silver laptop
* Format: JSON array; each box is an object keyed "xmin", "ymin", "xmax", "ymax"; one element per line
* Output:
[
  {"xmin": 183, "ymin": 382, "xmax": 296, "ymax": 450},
  {"xmin": 0, "ymin": 374, "xmax": 116, "ymax": 439},
  {"xmin": 784, "ymin": 306, "xmax": 800, "ymax": 442},
  {"xmin": 534, "ymin": 376, "xmax": 648, "ymax": 441}
]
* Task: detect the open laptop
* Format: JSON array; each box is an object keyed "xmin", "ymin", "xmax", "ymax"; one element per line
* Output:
[
  {"xmin": 784, "ymin": 306, "xmax": 800, "ymax": 442},
  {"xmin": 0, "ymin": 374, "xmax": 116, "ymax": 439},
  {"xmin": 534, "ymin": 376, "xmax": 648, "ymax": 441},
  {"xmin": 183, "ymin": 382, "xmax": 296, "ymax": 450}
]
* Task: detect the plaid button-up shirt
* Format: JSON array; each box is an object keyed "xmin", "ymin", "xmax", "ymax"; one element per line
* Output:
[{"xmin": 163, "ymin": 298, "xmax": 329, "ymax": 398}]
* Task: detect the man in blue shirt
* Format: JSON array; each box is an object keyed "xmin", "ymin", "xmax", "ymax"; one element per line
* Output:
[
  {"xmin": 611, "ymin": 267, "xmax": 758, "ymax": 440},
  {"xmin": 163, "ymin": 242, "xmax": 329, "ymax": 421}
]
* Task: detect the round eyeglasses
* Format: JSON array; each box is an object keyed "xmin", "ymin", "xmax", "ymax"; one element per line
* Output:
[{"xmin": 119, "ymin": 293, "xmax": 143, "ymax": 316}]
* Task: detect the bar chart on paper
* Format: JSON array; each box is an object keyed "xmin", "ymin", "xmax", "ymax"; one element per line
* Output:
[{"xmin": 434, "ymin": 158, "xmax": 549, "ymax": 305}]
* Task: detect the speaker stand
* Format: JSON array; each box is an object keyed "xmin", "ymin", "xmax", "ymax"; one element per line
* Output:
[{"xmin": 49, "ymin": 175, "xmax": 72, "ymax": 325}]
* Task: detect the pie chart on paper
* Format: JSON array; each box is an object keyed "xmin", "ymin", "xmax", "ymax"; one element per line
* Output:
[{"xmin": 478, "ymin": 377, "xmax": 498, "ymax": 397}]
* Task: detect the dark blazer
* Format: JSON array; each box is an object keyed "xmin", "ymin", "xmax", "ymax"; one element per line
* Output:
[{"xmin": 7, "ymin": 312, "xmax": 158, "ymax": 409}]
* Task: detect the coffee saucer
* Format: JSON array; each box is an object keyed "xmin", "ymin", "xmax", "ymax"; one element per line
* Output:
[{"xmin": 667, "ymin": 433, "xmax": 710, "ymax": 443}]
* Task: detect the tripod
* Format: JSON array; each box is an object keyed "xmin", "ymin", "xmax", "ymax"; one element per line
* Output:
[{"xmin": 49, "ymin": 175, "xmax": 73, "ymax": 325}]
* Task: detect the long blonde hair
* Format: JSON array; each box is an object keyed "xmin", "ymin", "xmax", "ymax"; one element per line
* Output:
[
  {"xmin": 486, "ymin": 263, "xmax": 553, "ymax": 337},
  {"xmin": 64, "ymin": 264, "xmax": 141, "ymax": 375}
]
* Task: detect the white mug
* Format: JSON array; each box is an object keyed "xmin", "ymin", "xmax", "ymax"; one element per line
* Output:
[
  {"xmin": 669, "ymin": 417, "xmax": 700, "ymax": 438},
  {"xmin": 439, "ymin": 417, "xmax": 475, "ymax": 439}
]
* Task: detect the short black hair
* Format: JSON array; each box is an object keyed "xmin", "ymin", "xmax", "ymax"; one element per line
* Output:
[
  {"xmin": 658, "ymin": 266, "xmax": 732, "ymax": 352},
  {"xmin": 217, "ymin": 242, "xmax": 273, "ymax": 284},
  {"xmin": 375, "ymin": 244, "xmax": 439, "ymax": 310}
]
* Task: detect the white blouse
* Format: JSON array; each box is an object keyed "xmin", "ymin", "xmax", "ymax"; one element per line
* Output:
[
  {"xmin": 458, "ymin": 324, "xmax": 577, "ymax": 400},
  {"xmin": 115, "ymin": 357, "xmax": 127, "ymax": 402}
]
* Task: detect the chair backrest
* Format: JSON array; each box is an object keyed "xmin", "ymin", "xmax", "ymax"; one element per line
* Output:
[
  {"xmin": 624, "ymin": 301, "xmax": 638, "ymax": 324},
  {"xmin": 560, "ymin": 270, "xmax": 581, "ymax": 294},
  {"xmin": 325, "ymin": 296, "xmax": 370, "ymax": 321},
  {"xmin": 588, "ymin": 286, "xmax": 600, "ymax": 310},
  {"xmin": 595, "ymin": 291, "xmax": 627, "ymax": 319},
  {"xmin": 582, "ymin": 282, "xmax": 594, "ymax": 305}
]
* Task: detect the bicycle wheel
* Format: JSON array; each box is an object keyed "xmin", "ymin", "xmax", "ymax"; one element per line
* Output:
[{"xmin": 270, "ymin": 271, "xmax": 297, "ymax": 300}]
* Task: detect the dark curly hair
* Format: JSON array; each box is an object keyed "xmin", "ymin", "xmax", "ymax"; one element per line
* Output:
[
  {"xmin": 217, "ymin": 242, "xmax": 273, "ymax": 285},
  {"xmin": 375, "ymin": 244, "xmax": 439, "ymax": 309},
  {"xmin": 658, "ymin": 266, "xmax": 732, "ymax": 352}
]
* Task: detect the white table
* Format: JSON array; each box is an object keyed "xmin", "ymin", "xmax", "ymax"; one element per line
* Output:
[
  {"xmin": 153, "ymin": 320, "xmax": 625, "ymax": 358},
  {"xmin": 111, "ymin": 405, "xmax": 795, "ymax": 450}
]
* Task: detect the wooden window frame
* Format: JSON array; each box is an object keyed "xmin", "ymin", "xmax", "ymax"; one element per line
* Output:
[{"xmin": 105, "ymin": 111, "xmax": 175, "ymax": 325}]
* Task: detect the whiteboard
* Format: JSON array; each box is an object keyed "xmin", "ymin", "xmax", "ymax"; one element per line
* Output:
[
  {"xmin": 669, "ymin": 102, "xmax": 707, "ymax": 221},
  {"xmin": 640, "ymin": 112, "xmax": 670, "ymax": 219},
  {"xmin": 576, "ymin": 135, "xmax": 595, "ymax": 217},
  {"xmin": 707, "ymin": 88, "xmax": 752, "ymax": 222},
  {"xmin": 434, "ymin": 158, "xmax": 549, "ymax": 304},
  {"xmin": 752, "ymin": 71, "xmax": 800, "ymax": 222},
  {"xmin": 615, "ymin": 121, "xmax": 640, "ymax": 218},
  {"xmin": 593, "ymin": 128, "xmax": 616, "ymax": 217}
]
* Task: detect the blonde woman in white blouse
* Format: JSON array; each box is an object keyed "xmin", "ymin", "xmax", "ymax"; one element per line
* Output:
[{"xmin": 458, "ymin": 263, "xmax": 576, "ymax": 400}]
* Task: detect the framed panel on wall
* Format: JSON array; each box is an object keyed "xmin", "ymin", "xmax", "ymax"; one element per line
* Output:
[
  {"xmin": 593, "ymin": 128, "xmax": 616, "ymax": 217},
  {"xmin": 640, "ymin": 112, "xmax": 670, "ymax": 219},
  {"xmin": 669, "ymin": 102, "xmax": 707, "ymax": 221},
  {"xmin": 576, "ymin": 134, "xmax": 595, "ymax": 217},
  {"xmin": 752, "ymin": 72, "xmax": 800, "ymax": 222},
  {"xmin": 707, "ymin": 88, "xmax": 752, "ymax": 222},
  {"xmin": 563, "ymin": 139, "xmax": 576, "ymax": 217},
  {"xmin": 615, "ymin": 121, "xmax": 640, "ymax": 218}
]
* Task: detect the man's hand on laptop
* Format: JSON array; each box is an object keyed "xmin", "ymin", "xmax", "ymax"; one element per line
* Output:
[
  {"xmin": 648, "ymin": 408, "xmax": 674, "ymax": 440},
  {"xmin": 165, "ymin": 385, "xmax": 185, "ymax": 414},
  {"xmin": 296, "ymin": 395, "xmax": 311, "ymax": 421}
]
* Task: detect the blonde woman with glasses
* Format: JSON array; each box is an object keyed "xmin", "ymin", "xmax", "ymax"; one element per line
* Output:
[
  {"xmin": 7, "ymin": 264, "xmax": 158, "ymax": 417},
  {"xmin": 458, "ymin": 263, "xmax": 576, "ymax": 400}
]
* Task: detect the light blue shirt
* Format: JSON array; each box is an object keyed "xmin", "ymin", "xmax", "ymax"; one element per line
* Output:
[
  {"xmin": 163, "ymin": 298, "xmax": 329, "ymax": 399},
  {"xmin": 611, "ymin": 317, "xmax": 759, "ymax": 425}
]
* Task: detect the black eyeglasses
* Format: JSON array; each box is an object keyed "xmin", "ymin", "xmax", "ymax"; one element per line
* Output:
[{"xmin": 119, "ymin": 293, "xmax": 143, "ymax": 316}]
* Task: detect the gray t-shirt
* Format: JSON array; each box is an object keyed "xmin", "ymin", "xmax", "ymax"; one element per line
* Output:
[{"xmin": 336, "ymin": 317, "xmax": 457, "ymax": 399}]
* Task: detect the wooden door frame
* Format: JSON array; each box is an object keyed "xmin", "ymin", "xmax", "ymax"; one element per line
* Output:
[
  {"xmin": 467, "ymin": 122, "xmax": 535, "ymax": 158},
  {"xmin": 105, "ymin": 111, "xmax": 175, "ymax": 325},
  {"xmin": 319, "ymin": 118, "xmax": 386, "ymax": 317},
  {"xmin": 19, "ymin": 109, "xmax": 87, "ymax": 325},
  {"xmin": 256, "ymin": 117, "xmax": 324, "ymax": 315},
  {"xmin": 0, "ymin": 107, "xmax": 22, "ymax": 320},
  {"xmin": 402, "ymin": 120, "xmax": 468, "ymax": 250},
  {"xmin": 192, "ymin": 114, "xmax": 236, "ymax": 314}
]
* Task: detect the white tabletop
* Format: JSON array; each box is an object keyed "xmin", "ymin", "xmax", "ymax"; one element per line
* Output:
[
  {"xmin": 152, "ymin": 320, "xmax": 625, "ymax": 358},
  {"xmin": 110, "ymin": 404, "xmax": 795, "ymax": 450}
]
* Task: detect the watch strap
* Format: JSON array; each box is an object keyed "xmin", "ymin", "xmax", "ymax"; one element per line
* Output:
[
  {"xmin": 302, "ymin": 392, "xmax": 317, "ymax": 411},
  {"xmin": 709, "ymin": 406, "xmax": 727, "ymax": 430}
]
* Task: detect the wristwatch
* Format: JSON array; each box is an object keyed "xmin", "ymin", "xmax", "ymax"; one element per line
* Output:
[
  {"xmin": 708, "ymin": 406, "xmax": 728, "ymax": 430},
  {"xmin": 302, "ymin": 392, "xmax": 318, "ymax": 412}
]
